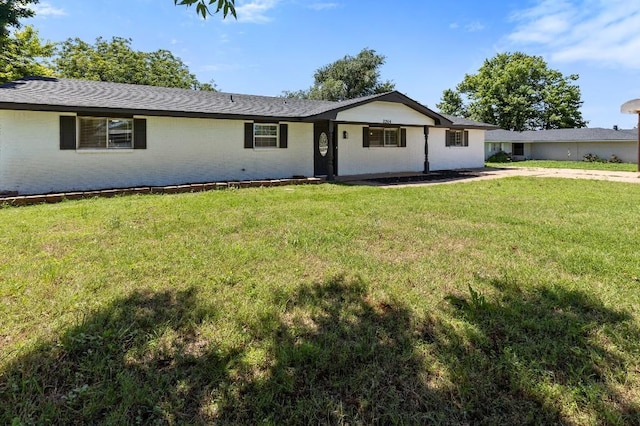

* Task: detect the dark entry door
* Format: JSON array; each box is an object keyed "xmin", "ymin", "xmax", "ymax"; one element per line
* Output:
[
  {"xmin": 313, "ymin": 122, "xmax": 338, "ymax": 176},
  {"xmin": 513, "ymin": 143, "xmax": 524, "ymax": 156}
]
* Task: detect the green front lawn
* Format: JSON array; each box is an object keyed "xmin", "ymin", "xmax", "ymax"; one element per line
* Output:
[
  {"xmin": 1, "ymin": 179, "xmax": 640, "ymax": 424},
  {"xmin": 487, "ymin": 159, "xmax": 638, "ymax": 172}
]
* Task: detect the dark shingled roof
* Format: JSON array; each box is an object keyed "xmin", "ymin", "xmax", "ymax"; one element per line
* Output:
[
  {"xmin": 439, "ymin": 113, "xmax": 499, "ymax": 129},
  {"xmin": 0, "ymin": 77, "xmax": 337, "ymax": 118},
  {"xmin": 0, "ymin": 77, "xmax": 490, "ymax": 128},
  {"xmin": 486, "ymin": 128, "xmax": 638, "ymax": 142}
]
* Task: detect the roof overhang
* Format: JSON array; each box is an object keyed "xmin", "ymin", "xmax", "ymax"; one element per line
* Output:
[
  {"xmin": 0, "ymin": 102, "xmax": 308, "ymax": 122},
  {"xmin": 433, "ymin": 123, "xmax": 499, "ymax": 130}
]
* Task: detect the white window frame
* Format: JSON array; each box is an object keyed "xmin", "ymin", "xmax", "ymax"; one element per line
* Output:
[
  {"xmin": 78, "ymin": 117, "xmax": 134, "ymax": 150},
  {"xmin": 369, "ymin": 127, "xmax": 399, "ymax": 148},
  {"xmin": 446, "ymin": 130, "xmax": 468, "ymax": 147},
  {"xmin": 253, "ymin": 123, "xmax": 279, "ymax": 149}
]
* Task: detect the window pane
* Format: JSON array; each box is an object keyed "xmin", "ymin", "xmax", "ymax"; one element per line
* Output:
[
  {"xmin": 79, "ymin": 118, "xmax": 106, "ymax": 149},
  {"xmin": 108, "ymin": 119, "xmax": 133, "ymax": 149},
  {"xmin": 254, "ymin": 137, "xmax": 278, "ymax": 147},
  {"xmin": 448, "ymin": 130, "xmax": 464, "ymax": 147},
  {"xmin": 254, "ymin": 124, "xmax": 278, "ymax": 147},
  {"xmin": 369, "ymin": 128, "xmax": 384, "ymax": 146},
  {"xmin": 513, "ymin": 143, "xmax": 524, "ymax": 155},
  {"xmin": 384, "ymin": 128, "xmax": 398, "ymax": 146},
  {"xmin": 454, "ymin": 131, "xmax": 462, "ymax": 146}
]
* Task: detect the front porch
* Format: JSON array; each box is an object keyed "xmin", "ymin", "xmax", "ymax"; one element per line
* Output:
[{"xmin": 334, "ymin": 169, "xmax": 484, "ymax": 185}]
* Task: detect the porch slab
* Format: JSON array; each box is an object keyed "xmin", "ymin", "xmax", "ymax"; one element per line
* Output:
[{"xmin": 335, "ymin": 170, "xmax": 484, "ymax": 186}]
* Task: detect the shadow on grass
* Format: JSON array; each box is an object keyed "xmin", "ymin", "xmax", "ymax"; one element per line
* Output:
[
  {"xmin": 442, "ymin": 276, "xmax": 640, "ymax": 424},
  {"xmin": 1, "ymin": 275, "xmax": 638, "ymax": 424},
  {"xmin": 0, "ymin": 288, "xmax": 242, "ymax": 424},
  {"xmin": 215, "ymin": 276, "xmax": 459, "ymax": 424}
]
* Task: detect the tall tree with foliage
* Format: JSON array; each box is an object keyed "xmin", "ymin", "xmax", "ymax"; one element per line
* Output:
[
  {"xmin": 0, "ymin": 1, "xmax": 54, "ymax": 84},
  {"xmin": 0, "ymin": 0, "xmax": 38, "ymax": 39},
  {"xmin": 174, "ymin": 0, "xmax": 235, "ymax": 19},
  {"xmin": 0, "ymin": 25, "xmax": 54, "ymax": 83},
  {"xmin": 283, "ymin": 48, "xmax": 395, "ymax": 101},
  {"xmin": 436, "ymin": 52, "xmax": 586, "ymax": 131},
  {"xmin": 54, "ymin": 37, "xmax": 216, "ymax": 91}
]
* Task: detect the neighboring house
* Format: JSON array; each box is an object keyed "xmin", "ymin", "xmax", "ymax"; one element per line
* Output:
[
  {"xmin": 0, "ymin": 77, "xmax": 495, "ymax": 195},
  {"xmin": 485, "ymin": 128, "xmax": 638, "ymax": 163}
]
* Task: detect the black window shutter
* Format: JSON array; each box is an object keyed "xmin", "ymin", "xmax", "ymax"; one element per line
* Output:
[
  {"xmin": 362, "ymin": 127, "xmax": 369, "ymax": 147},
  {"xmin": 464, "ymin": 130, "xmax": 469, "ymax": 146},
  {"xmin": 244, "ymin": 123, "xmax": 254, "ymax": 149},
  {"xmin": 279, "ymin": 123, "xmax": 288, "ymax": 148},
  {"xmin": 445, "ymin": 130, "xmax": 451, "ymax": 147},
  {"xmin": 60, "ymin": 116, "xmax": 76, "ymax": 150},
  {"xmin": 134, "ymin": 118, "xmax": 147, "ymax": 149},
  {"xmin": 400, "ymin": 128, "xmax": 407, "ymax": 147}
]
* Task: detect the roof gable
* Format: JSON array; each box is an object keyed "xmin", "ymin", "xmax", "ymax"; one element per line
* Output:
[
  {"xmin": 332, "ymin": 101, "xmax": 435, "ymax": 126},
  {"xmin": 306, "ymin": 91, "xmax": 451, "ymax": 125}
]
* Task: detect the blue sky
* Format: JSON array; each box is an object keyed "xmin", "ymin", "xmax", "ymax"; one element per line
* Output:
[{"xmin": 26, "ymin": 0, "xmax": 640, "ymax": 128}]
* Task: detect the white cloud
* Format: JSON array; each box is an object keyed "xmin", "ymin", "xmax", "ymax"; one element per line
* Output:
[
  {"xmin": 449, "ymin": 21, "xmax": 484, "ymax": 32},
  {"xmin": 465, "ymin": 22, "xmax": 485, "ymax": 32},
  {"xmin": 32, "ymin": 2, "xmax": 66, "ymax": 17},
  {"xmin": 507, "ymin": 0, "xmax": 640, "ymax": 69},
  {"xmin": 235, "ymin": 0, "xmax": 281, "ymax": 23},
  {"xmin": 308, "ymin": 2, "xmax": 339, "ymax": 11}
]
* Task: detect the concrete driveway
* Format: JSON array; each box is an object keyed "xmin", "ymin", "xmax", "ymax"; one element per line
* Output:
[
  {"xmin": 471, "ymin": 167, "xmax": 640, "ymax": 184},
  {"xmin": 340, "ymin": 167, "xmax": 640, "ymax": 187}
]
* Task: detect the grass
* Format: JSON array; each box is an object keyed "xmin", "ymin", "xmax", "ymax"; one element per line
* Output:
[
  {"xmin": 486, "ymin": 159, "xmax": 638, "ymax": 172},
  {"xmin": 1, "ymin": 178, "xmax": 640, "ymax": 424}
]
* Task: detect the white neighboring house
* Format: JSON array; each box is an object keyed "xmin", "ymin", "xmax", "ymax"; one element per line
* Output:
[
  {"xmin": 0, "ymin": 77, "xmax": 495, "ymax": 195},
  {"xmin": 485, "ymin": 128, "xmax": 638, "ymax": 163}
]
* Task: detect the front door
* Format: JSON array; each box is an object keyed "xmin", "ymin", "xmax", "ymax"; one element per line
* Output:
[{"xmin": 313, "ymin": 121, "xmax": 338, "ymax": 176}]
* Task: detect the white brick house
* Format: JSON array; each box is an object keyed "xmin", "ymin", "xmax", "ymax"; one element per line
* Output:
[
  {"xmin": 0, "ymin": 77, "xmax": 495, "ymax": 195},
  {"xmin": 485, "ymin": 128, "xmax": 639, "ymax": 163}
]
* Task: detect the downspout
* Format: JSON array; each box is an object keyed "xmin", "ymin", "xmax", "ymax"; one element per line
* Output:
[
  {"xmin": 327, "ymin": 120, "xmax": 335, "ymax": 181},
  {"xmin": 423, "ymin": 126, "xmax": 430, "ymax": 173}
]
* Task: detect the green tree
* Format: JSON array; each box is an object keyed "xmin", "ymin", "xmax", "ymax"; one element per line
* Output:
[
  {"xmin": 54, "ymin": 37, "xmax": 216, "ymax": 91},
  {"xmin": 0, "ymin": 25, "xmax": 54, "ymax": 83},
  {"xmin": 0, "ymin": 0, "xmax": 38, "ymax": 39},
  {"xmin": 174, "ymin": 0, "xmax": 235, "ymax": 19},
  {"xmin": 438, "ymin": 89, "xmax": 467, "ymax": 117},
  {"xmin": 436, "ymin": 52, "xmax": 586, "ymax": 131},
  {"xmin": 283, "ymin": 48, "xmax": 395, "ymax": 101}
]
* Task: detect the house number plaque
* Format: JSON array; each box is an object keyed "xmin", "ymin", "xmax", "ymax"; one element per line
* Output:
[{"xmin": 319, "ymin": 132, "xmax": 329, "ymax": 156}]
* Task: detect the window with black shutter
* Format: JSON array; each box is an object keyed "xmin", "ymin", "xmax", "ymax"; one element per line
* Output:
[{"xmin": 445, "ymin": 130, "xmax": 469, "ymax": 147}]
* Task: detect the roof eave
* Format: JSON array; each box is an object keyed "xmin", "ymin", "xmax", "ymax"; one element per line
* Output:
[
  {"xmin": 433, "ymin": 123, "xmax": 500, "ymax": 130},
  {"xmin": 0, "ymin": 102, "xmax": 308, "ymax": 122}
]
